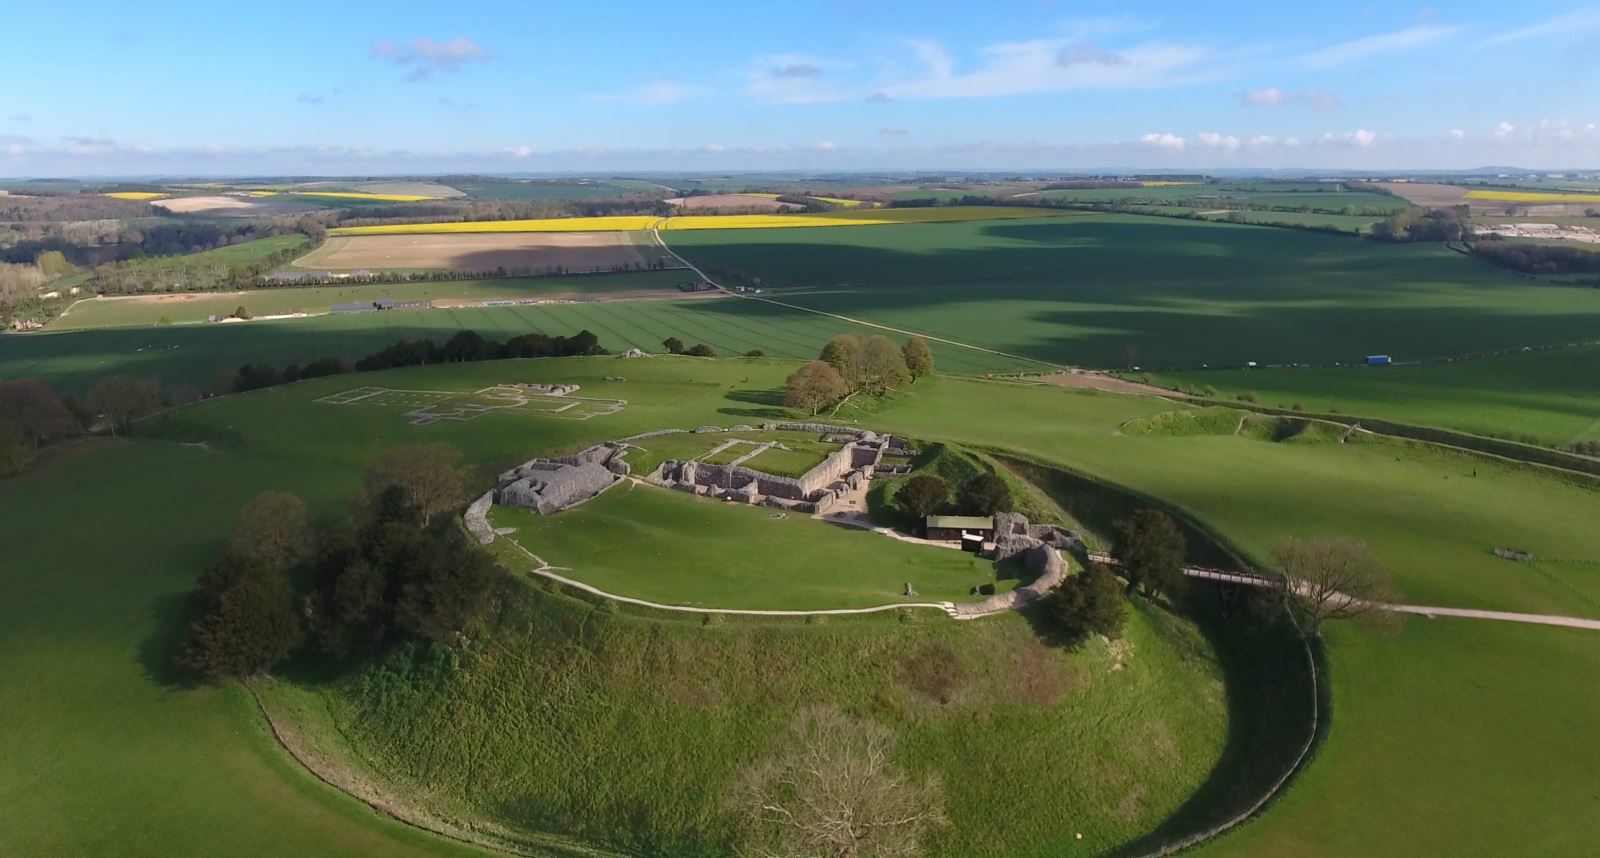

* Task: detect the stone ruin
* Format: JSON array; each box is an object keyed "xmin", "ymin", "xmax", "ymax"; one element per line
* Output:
[
  {"xmin": 943, "ymin": 512, "xmax": 1086, "ymax": 618},
  {"xmin": 647, "ymin": 423, "xmax": 905, "ymax": 515},
  {"xmin": 495, "ymin": 443, "xmax": 631, "ymax": 516},
  {"xmin": 516, "ymin": 382, "xmax": 580, "ymax": 396}
]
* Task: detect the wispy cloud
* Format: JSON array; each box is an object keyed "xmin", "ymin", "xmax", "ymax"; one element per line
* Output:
[
  {"xmin": 1483, "ymin": 7, "xmax": 1600, "ymax": 46},
  {"xmin": 882, "ymin": 36, "xmax": 1214, "ymax": 100},
  {"xmin": 63, "ymin": 134, "xmax": 116, "ymax": 155},
  {"xmin": 879, "ymin": 127, "xmax": 909, "ymax": 137},
  {"xmin": 1241, "ymin": 87, "xmax": 1342, "ymax": 110},
  {"xmin": 371, "ymin": 37, "xmax": 491, "ymax": 81},
  {"xmin": 7, "ymin": 113, "xmax": 32, "ymax": 122},
  {"xmin": 771, "ymin": 62, "xmax": 823, "ymax": 78},
  {"xmin": 2, "ymin": 134, "xmax": 33, "ymax": 156},
  {"xmin": 1302, "ymin": 25, "xmax": 1458, "ymax": 70},
  {"xmin": 590, "ymin": 80, "xmax": 695, "ymax": 105}
]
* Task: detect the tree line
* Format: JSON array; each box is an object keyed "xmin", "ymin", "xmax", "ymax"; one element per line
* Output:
[
  {"xmin": 1471, "ymin": 241, "xmax": 1600, "ymax": 277},
  {"xmin": 230, "ymin": 328, "xmax": 605, "ymax": 394},
  {"xmin": 179, "ymin": 444, "xmax": 507, "ymax": 681},
  {"xmin": 0, "ymin": 375, "xmax": 170, "ymax": 476},
  {"xmin": 783, "ymin": 334, "xmax": 935, "ymax": 415}
]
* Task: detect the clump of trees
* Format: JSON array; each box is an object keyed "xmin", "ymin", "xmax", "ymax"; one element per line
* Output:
[
  {"xmin": 784, "ymin": 334, "xmax": 934, "ymax": 416},
  {"xmin": 893, "ymin": 473, "xmax": 949, "ymax": 519},
  {"xmin": 179, "ymin": 443, "xmax": 506, "ymax": 681},
  {"xmin": 894, "ymin": 470, "xmax": 1011, "ymax": 522},
  {"xmin": 1275, "ymin": 536, "xmax": 1400, "ymax": 637},
  {"xmin": 1472, "ymin": 241, "xmax": 1600, "ymax": 276},
  {"xmin": 662, "ymin": 337, "xmax": 715, "ymax": 357},
  {"xmin": 1112, "ymin": 508, "xmax": 1186, "ymax": 599},
  {"xmin": 955, "ymin": 472, "xmax": 1012, "ymax": 516},
  {"xmin": 85, "ymin": 375, "xmax": 160, "ymax": 436},
  {"xmin": 732, "ymin": 706, "xmax": 948, "ymax": 858},
  {"xmin": 1049, "ymin": 562, "xmax": 1127, "ymax": 648},
  {"xmin": 1369, "ymin": 206, "xmax": 1470, "ymax": 242}
]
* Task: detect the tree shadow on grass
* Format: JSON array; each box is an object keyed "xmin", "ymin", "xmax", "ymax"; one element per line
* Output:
[
  {"xmin": 137, "ymin": 590, "xmax": 200, "ymax": 689},
  {"xmin": 717, "ymin": 387, "xmax": 788, "ymax": 420}
]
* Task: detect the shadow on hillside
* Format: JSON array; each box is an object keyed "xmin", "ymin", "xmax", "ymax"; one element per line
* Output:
[
  {"xmin": 716, "ymin": 387, "xmax": 787, "ymax": 420},
  {"xmin": 137, "ymin": 591, "xmax": 199, "ymax": 688}
]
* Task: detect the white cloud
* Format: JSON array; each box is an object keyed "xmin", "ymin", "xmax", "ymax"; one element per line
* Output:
[
  {"xmin": 703, "ymin": 143, "xmax": 725, "ymax": 153},
  {"xmin": 63, "ymin": 134, "xmax": 116, "ymax": 155},
  {"xmin": 371, "ymin": 37, "xmax": 490, "ymax": 81},
  {"xmin": 816, "ymin": 141, "xmax": 838, "ymax": 151},
  {"xmin": 1482, "ymin": 8, "xmax": 1600, "ymax": 46},
  {"xmin": 1, "ymin": 134, "xmax": 33, "ymax": 156},
  {"xmin": 1324, "ymin": 129, "xmax": 1380, "ymax": 147},
  {"xmin": 591, "ymin": 80, "xmax": 694, "ymax": 105},
  {"xmin": 1243, "ymin": 86, "xmax": 1288, "ymax": 106},
  {"xmin": 1302, "ymin": 25, "xmax": 1458, "ymax": 70},
  {"xmin": 1249, "ymin": 134, "xmax": 1278, "ymax": 148},
  {"xmin": 1197, "ymin": 131, "xmax": 1242, "ymax": 152},
  {"xmin": 1140, "ymin": 132, "xmax": 1186, "ymax": 151},
  {"xmin": 1494, "ymin": 121, "xmax": 1516, "ymax": 138},
  {"xmin": 1450, "ymin": 128, "xmax": 1466, "ymax": 139},
  {"xmin": 505, "ymin": 145, "xmax": 533, "ymax": 158}
]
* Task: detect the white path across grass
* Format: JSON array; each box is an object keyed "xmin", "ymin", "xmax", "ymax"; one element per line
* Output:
[{"xmin": 650, "ymin": 223, "xmax": 1060, "ymax": 372}]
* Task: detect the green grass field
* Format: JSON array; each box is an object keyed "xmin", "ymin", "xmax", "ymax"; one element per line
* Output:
[
  {"xmin": 48, "ymin": 271, "xmax": 693, "ymax": 330},
  {"xmin": 3, "ymin": 297, "xmax": 1031, "ymax": 393},
  {"xmin": 1191, "ymin": 619, "xmax": 1600, "ymax": 858},
  {"xmin": 494, "ymin": 485, "xmax": 1007, "ymax": 608},
  {"xmin": 7, "ymin": 356, "xmax": 1600, "ymax": 857},
  {"xmin": 1150, "ymin": 347, "xmax": 1600, "ymax": 446},
  {"xmin": 664, "ymin": 214, "xmax": 1600, "ymax": 368},
  {"xmin": 1033, "ymin": 184, "xmax": 1408, "ymax": 214}
]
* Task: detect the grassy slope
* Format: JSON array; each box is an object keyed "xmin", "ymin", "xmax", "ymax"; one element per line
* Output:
[
  {"xmin": 48, "ymin": 271, "xmax": 692, "ymax": 330},
  {"xmin": 0, "ymin": 442, "xmax": 487, "ymax": 858},
  {"xmin": 664, "ymin": 214, "xmax": 1600, "ymax": 368},
  {"xmin": 494, "ymin": 485, "xmax": 1005, "ymax": 608},
  {"xmin": 1150, "ymin": 347, "xmax": 1600, "ymax": 446},
  {"xmin": 1191, "ymin": 619, "xmax": 1600, "ymax": 858}
]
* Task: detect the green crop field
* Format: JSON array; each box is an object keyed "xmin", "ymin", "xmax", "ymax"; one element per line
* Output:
[
  {"xmin": 48, "ymin": 271, "xmax": 693, "ymax": 330},
  {"xmin": 1033, "ymin": 184, "xmax": 1408, "ymax": 213},
  {"xmin": 1, "ymin": 298, "xmax": 1036, "ymax": 393},
  {"xmin": 494, "ymin": 485, "xmax": 1008, "ymax": 609},
  {"xmin": 1149, "ymin": 346, "xmax": 1600, "ymax": 447},
  {"xmin": 664, "ymin": 214, "xmax": 1600, "ymax": 368}
]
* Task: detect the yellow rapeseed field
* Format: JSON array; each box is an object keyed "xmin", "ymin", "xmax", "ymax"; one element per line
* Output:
[
  {"xmin": 293, "ymin": 191, "xmax": 433, "ymax": 202},
  {"xmin": 104, "ymin": 192, "xmax": 167, "ymax": 200},
  {"xmin": 1465, "ymin": 189, "xmax": 1600, "ymax": 203},
  {"xmin": 330, "ymin": 216, "xmax": 662, "ymax": 236},
  {"xmin": 329, "ymin": 206, "xmax": 1075, "ymax": 236},
  {"xmin": 743, "ymin": 192, "xmax": 866, "ymax": 207}
]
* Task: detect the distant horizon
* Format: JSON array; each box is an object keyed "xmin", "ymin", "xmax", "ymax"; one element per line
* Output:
[{"xmin": 5, "ymin": 1, "xmax": 1600, "ymax": 175}]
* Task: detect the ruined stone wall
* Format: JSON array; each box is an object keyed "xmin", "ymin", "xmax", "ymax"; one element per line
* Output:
[
  {"xmin": 951, "ymin": 546, "xmax": 1067, "ymax": 618},
  {"xmin": 464, "ymin": 490, "xmax": 496, "ymax": 544}
]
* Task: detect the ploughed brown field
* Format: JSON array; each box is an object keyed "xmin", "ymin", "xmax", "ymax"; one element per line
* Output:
[
  {"xmin": 665, "ymin": 193, "xmax": 801, "ymax": 211},
  {"xmin": 292, "ymin": 231, "xmax": 672, "ymax": 271}
]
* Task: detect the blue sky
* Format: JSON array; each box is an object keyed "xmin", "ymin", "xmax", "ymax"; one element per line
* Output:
[{"xmin": 2, "ymin": 0, "xmax": 1598, "ymax": 175}]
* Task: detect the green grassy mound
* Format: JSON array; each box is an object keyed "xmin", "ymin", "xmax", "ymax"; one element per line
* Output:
[
  {"xmin": 492, "ymin": 484, "xmax": 1006, "ymax": 609},
  {"xmin": 1122, "ymin": 406, "xmax": 1248, "ymax": 437},
  {"xmin": 285, "ymin": 584, "xmax": 1231, "ymax": 858}
]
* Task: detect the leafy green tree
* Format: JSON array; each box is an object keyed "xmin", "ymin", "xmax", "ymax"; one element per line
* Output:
[
  {"xmin": 662, "ymin": 337, "xmax": 686, "ymax": 355},
  {"xmin": 895, "ymin": 473, "xmax": 949, "ymax": 521},
  {"xmin": 233, "ymin": 305, "xmax": 251, "ymax": 320},
  {"xmin": 860, "ymin": 335, "xmax": 911, "ymax": 393},
  {"xmin": 783, "ymin": 361, "xmax": 849, "ymax": 416},
  {"xmin": 902, "ymin": 335, "xmax": 934, "ymax": 381},
  {"xmin": 180, "ymin": 556, "xmax": 302, "ymax": 682},
  {"xmin": 228, "ymin": 491, "xmax": 313, "ymax": 572},
  {"xmin": 0, "ymin": 418, "xmax": 34, "ymax": 477},
  {"xmin": 819, "ymin": 334, "xmax": 864, "ymax": 390},
  {"xmin": 1112, "ymin": 509, "xmax": 1187, "ymax": 599},
  {"xmin": 957, "ymin": 472, "xmax": 1013, "ymax": 516},
  {"xmin": 393, "ymin": 529, "xmax": 503, "ymax": 645},
  {"xmin": 686, "ymin": 343, "xmax": 716, "ymax": 357},
  {"xmin": 361, "ymin": 443, "xmax": 469, "ymax": 527},
  {"xmin": 1050, "ymin": 562, "xmax": 1127, "ymax": 647}
]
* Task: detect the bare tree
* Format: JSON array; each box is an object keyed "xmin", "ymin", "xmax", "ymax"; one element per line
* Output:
[
  {"xmin": 1275, "ymin": 536, "xmax": 1401, "ymax": 637},
  {"xmin": 361, "ymin": 443, "xmax": 470, "ymax": 527},
  {"xmin": 732, "ymin": 707, "xmax": 947, "ymax": 858},
  {"xmin": 784, "ymin": 361, "xmax": 850, "ymax": 416},
  {"xmin": 85, "ymin": 375, "xmax": 159, "ymax": 436},
  {"xmin": 228, "ymin": 491, "xmax": 314, "ymax": 571}
]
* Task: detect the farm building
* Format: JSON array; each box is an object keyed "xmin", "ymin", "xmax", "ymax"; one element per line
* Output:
[{"xmin": 925, "ymin": 515, "xmax": 996, "ymax": 542}]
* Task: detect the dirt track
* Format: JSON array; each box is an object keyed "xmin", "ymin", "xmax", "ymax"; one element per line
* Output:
[{"xmin": 1037, "ymin": 370, "xmax": 1170, "ymax": 395}]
